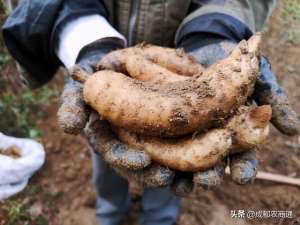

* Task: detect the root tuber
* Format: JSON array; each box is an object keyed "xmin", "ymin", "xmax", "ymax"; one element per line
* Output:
[
  {"xmin": 98, "ymin": 44, "xmax": 203, "ymax": 76},
  {"xmin": 72, "ymin": 34, "xmax": 261, "ymax": 137},
  {"xmin": 69, "ymin": 33, "xmax": 271, "ymax": 173},
  {"xmin": 125, "ymin": 54, "xmax": 188, "ymax": 84},
  {"xmin": 114, "ymin": 106, "xmax": 271, "ymax": 171}
]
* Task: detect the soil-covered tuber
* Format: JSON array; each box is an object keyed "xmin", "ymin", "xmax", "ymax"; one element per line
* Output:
[
  {"xmin": 98, "ymin": 44, "xmax": 203, "ymax": 76},
  {"xmin": 114, "ymin": 106, "xmax": 271, "ymax": 171},
  {"xmin": 72, "ymin": 34, "xmax": 261, "ymax": 137},
  {"xmin": 69, "ymin": 33, "xmax": 271, "ymax": 173}
]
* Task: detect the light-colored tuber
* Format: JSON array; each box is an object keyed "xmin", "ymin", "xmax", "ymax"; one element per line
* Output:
[
  {"xmin": 98, "ymin": 44, "xmax": 203, "ymax": 76},
  {"xmin": 125, "ymin": 54, "xmax": 188, "ymax": 84},
  {"xmin": 115, "ymin": 105, "xmax": 272, "ymax": 171},
  {"xmin": 72, "ymin": 34, "xmax": 261, "ymax": 137},
  {"xmin": 68, "ymin": 33, "xmax": 272, "ymax": 173}
]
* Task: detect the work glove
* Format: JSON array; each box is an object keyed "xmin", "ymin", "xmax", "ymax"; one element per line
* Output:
[
  {"xmin": 171, "ymin": 34, "xmax": 299, "ymax": 196},
  {"xmin": 84, "ymin": 111, "xmax": 175, "ymax": 187},
  {"xmin": 181, "ymin": 34, "xmax": 299, "ymax": 136},
  {"xmin": 57, "ymin": 38, "xmax": 123, "ymax": 134},
  {"xmin": 57, "ymin": 38, "xmax": 175, "ymax": 188}
]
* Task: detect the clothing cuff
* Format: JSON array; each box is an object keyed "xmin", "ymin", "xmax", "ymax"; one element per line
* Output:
[
  {"xmin": 57, "ymin": 14, "xmax": 127, "ymax": 68},
  {"xmin": 175, "ymin": 13, "xmax": 253, "ymax": 46}
]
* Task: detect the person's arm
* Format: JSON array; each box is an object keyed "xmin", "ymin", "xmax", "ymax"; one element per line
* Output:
[
  {"xmin": 2, "ymin": 0, "xmax": 175, "ymax": 188},
  {"xmin": 171, "ymin": 0, "xmax": 298, "ymax": 194},
  {"xmin": 50, "ymin": 2, "xmax": 173, "ymax": 187},
  {"xmin": 175, "ymin": 0, "xmax": 277, "ymax": 69},
  {"xmin": 56, "ymin": 13, "xmax": 127, "ymax": 133},
  {"xmin": 2, "ymin": 0, "xmax": 108, "ymax": 88},
  {"xmin": 176, "ymin": 0, "xmax": 277, "ymax": 46},
  {"xmin": 176, "ymin": 0, "xmax": 298, "ymax": 136}
]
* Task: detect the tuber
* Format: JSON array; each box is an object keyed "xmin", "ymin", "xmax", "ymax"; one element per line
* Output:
[
  {"xmin": 85, "ymin": 112, "xmax": 174, "ymax": 186},
  {"xmin": 114, "ymin": 105, "xmax": 271, "ymax": 172},
  {"xmin": 71, "ymin": 34, "xmax": 261, "ymax": 137},
  {"xmin": 98, "ymin": 44, "xmax": 203, "ymax": 76},
  {"xmin": 125, "ymin": 54, "xmax": 188, "ymax": 84},
  {"xmin": 84, "ymin": 112, "xmax": 152, "ymax": 170},
  {"xmin": 70, "ymin": 33, "xmax": 272, "ymax": 173}
]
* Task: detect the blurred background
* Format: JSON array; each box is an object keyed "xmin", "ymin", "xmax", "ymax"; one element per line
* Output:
[{"xmin": 0, "ymin": 0, "xmax": 299, "ymax": 224}]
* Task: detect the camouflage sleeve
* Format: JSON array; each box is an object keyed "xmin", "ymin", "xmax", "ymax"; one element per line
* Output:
[{"xmin": 175, "ymin": 0, "xmax": 277, "ymax": 45}]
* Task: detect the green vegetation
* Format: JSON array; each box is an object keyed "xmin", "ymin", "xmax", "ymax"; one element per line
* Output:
[
  {"xmin": 0, "ymin": 0, "xmax": 9, "ymax": 17},
  {"xmin": 1, "ymin": 187, "xmax": 49, "ymax": 225},
  {"xmin": 0, "ymin": 52, "xmax": 11, "ymax": 69},
  {"xmin": 0, "ymin": 0, "xmax": 59, "ymax": 139},
  {"xmin": 283, "ymin": 0, "xmax": 300, "ymax": 21},
  {"xmin": 0, "ymin": 86, "xmax": 59, "ymax": 138},
  {"xmin": 287, "ymin": 30, "xmax": 300, "ymax": 45},
  {"xmin": 0, "ymin": 2, "xmax": 53, "ymax": 224},
  {"xmin": 282, "ymin": 0, "xmax": 300, "ymax": 45},
  {"xmin": 0, "ymin": 50, "xmax": 58, "ymax": 138},
  {"xmin": 2, "ymin": 200, "xmax": 32, "ymax": 225},
  {"xmin": 0, "ymin": 0, "xmax": 11, "ymax": 68}
]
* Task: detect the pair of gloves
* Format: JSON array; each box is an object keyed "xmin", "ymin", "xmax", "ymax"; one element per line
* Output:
[{"xmin": 57, "ymin": 35, "xmax": 299, "ymax": 196}]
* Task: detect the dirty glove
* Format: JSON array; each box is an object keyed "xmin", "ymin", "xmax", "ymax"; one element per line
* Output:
[
  {"xmin": 181, "ymin": 34, "xmax": 299, "ymax": 136},
  {"xmin": 58, "ymin": 38, "xmax": 174, "ymax": 188},
  {"xmin": 173, "ymin": 34, "xmax": 299, "ymax": 195},
  {"xmin": 253, "ymin": 56, "xmax": 299, "ymax": 135},
  {"xmin": 84, "ymin": 111, "xmax": 175, "ymax": 187},
  {"xmin": 57, "ymin": 38, "xmax": 124, "ymax": 134}
]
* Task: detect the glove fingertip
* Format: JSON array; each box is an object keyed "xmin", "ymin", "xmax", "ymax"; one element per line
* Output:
[
  {"xmin": 104, "ymin": 144, "xmax": 152, "ymax": 170},
  {"xmin": 171, "ymin": 175, "xmax": 194, "ymax": 197},
  {"xmin": 143, "ymin": 165, "xmax": 175, "ymax": 187},
  {"xmin": 230, "ymin": 165, "xmax": 257, "ymax": 185},
  {"xmin": 274, "ymin": 124, "xmax": 299, "ymax": 136},
  {"xmin": 193, "ymin": 161, "xmax": 226, "ymax": 190},
  {"xmin": 272, "ymin": 116, "xmax": 299, "ymax": 136},
  {"xmin": 230, "ymin": 151, "xmax": 258, "ymax": 185},
  {"xmin": 57, "ymin": 104, "xmax": 88, "ymax": 134},
  {"xmin": 193, "ymin": 171, "xmax": 223, "ymax": 190}
]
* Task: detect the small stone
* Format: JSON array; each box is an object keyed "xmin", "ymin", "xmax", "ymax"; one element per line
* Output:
[
  {"xmin": 287, "ymin": 65, "xmax": 295, "ymax": 73},
  {"xmin": 29, "ymin": 201, "xmax": 43, "ymax": 219},
  {"xmin": 288, "ymin": 172, "xmax": 297, "ymax": 177},
  {"xmin": 65, "ymin": 168, "xmax": 77, "ymax": 181}
]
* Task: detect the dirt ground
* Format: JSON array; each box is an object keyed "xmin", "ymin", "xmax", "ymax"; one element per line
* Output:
[{"xmin": 1, "ymin": 1, "xmax": 300, "ymax": 225}]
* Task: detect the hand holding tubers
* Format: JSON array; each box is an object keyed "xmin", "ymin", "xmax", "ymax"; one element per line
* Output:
[
  {"xmin": 71, "ymin": 33, "xmax": 271, "ymax": 173},
  {"xmin": 115, "ymin": 105, "xmax": 271, "ymax": 171},
  {"xmin": 72, "ymin": 34, "xmax": 261, "ymax": 138}
]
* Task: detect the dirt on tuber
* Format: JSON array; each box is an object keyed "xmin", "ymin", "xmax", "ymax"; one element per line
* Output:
[
  {"xmin": 72, "ymin": 34, "xmax": 262, "ymax": 138},
  {"xmin": 70, "ymin": 33, "xmax": 271, "ymax": 173},
  {"xmin": 115, "ymin": 105, "xmax": 271, "ymax": 171}
]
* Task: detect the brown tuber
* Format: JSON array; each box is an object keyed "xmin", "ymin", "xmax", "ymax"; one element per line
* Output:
[
  {"xmin": 98, "ymin": 44, "xmax": 203, "ymax": 76},
  {"xmin": 72, "ymin": 34, "xmax": 261, "ymax": 138},
  {"xmin": 69, "ymin": 33, "xmax": 271, "ymax": 172},
  {"xmin": 115, "ymin": 105, "xmax": 272, "ymax": 171}
]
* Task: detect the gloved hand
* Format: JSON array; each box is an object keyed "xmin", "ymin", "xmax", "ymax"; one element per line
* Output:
[
  {"xmin": 58, "ymin": 37, "xmax": 124, "ymax": 134},
  {"xmin": 57, "ymin": 38, "xmax": 174, "ymax": 188},
  {"xmin": 181, "ymin": 34, "xmax": 299, "ymax": 136},
  {"xmin": 171, "ymin": 34, "xmax": 299, "ymax": 195},
  {"xmin": 84, "ymin": 111, "xmax": 175, "ymax": 187}
]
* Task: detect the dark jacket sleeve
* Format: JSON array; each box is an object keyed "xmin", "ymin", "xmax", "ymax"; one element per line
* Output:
[
  {"xmin": 175, "ymin": 0, "xmax": 276, "ymax": 46},
  {"xmin": 2, "ymin": 0, "xmax": 107, "ymax": 88}
]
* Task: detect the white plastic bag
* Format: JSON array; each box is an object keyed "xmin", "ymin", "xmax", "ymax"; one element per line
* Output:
[
  {"xmin": 0, "ymin": 132, "xmax": 45, "ymax": 200},
  {"xmin": 0, "ymin": 178, "xmax": 29, "ymax": 200}
]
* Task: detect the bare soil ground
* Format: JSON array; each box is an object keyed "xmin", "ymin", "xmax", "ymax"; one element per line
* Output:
[{"xmin": 0, "ymin": 1, "xmax": 300, "ymax": 224}]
